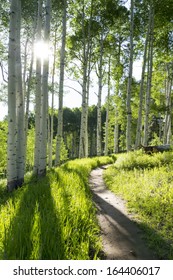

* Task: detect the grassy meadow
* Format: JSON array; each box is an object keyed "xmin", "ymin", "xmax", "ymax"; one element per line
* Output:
[
  {"xmin": 1, "ymin": 150, "xmax": 173, "ymax": 260},
  {"xmin": 0, "ymin": 156, "xmax": 113, "ymax": 260},
  {"xmin": 103, "ymin": 150, "xmax": 173, "ymax": 259}
]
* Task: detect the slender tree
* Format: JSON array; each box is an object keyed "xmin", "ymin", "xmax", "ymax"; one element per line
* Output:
[
  {"xmin": 135, "ymin": 20, "xmax": 149, "ymax": 149},
  {"xmin": 126, "ymin": 0, "xmax": 134, "ymax": 151},
  {"xmin": 55, "ymin": 0, "xmax": 67, "ymax": 166},
  {"xmin": 7, "ymin": 0, "xmax": 25, "ymax": 191},
  {"xmin": 33, "ymin": 0, "xmax": 42, "ymax": 175},
  {"xmin": 48, "ymin": 29, "xmax": 57, "ymax": 168},
  {"xmin": 79, "ymin": 0, "xmax": 93, "ymax": 158},
  {"xmin": 163, "ymin": 63, "xmax": 173, "ymax": 144},
  {"xmin": 104, "ymin": 55, "xmax": 111, "ymax": 156},
  {"xmin": 7, "ymin": 0, "xmax": 18, "ymax": 191},
  {"xmin": 16, "ymin": 0, "xmax": 25, "ymax": 186},
  {"xmin": 143, "ymin": 2, "xmax": 154, "ymax": 146},
  {"xmin": 96, "ymin": 30, "xmax": 104, "ymax": 156},
  {"xmin": 38, "ymin": 0, "xmax": 51, "ymax": 176}
]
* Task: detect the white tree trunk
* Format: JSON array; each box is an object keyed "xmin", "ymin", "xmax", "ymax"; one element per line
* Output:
[
  {"xmin": 79, "ymin": 63, "xmax": 88, "ymax": 158},
  {"xmin": 34, "ymin": 0, "xmax": 42, "ymax": 175},
  {"xmin": 143, "ymin": 5, "xmax": 154, "ymax": 146},
  {"xmin": 48, "ymin": 31, "xmax": 57, "ymax": 168},
  {"xmin": 104, "ymin": 56, "xmax": 111, "ymax": 156},
  {"xmin": 126, "ymin": 0, "xmax": 134, "ymax": 151},
  {"xmin": 55, "ymin": 0, "xmax": 67, "ymax": 166},
  {"xmin": 85, "ymin": 35, "xmax": 93, "ymax": 158},
  {"xmin": 38, "ymin": 0, "xmax": 51, "ymax": 175},
  {"xmin": 163, "ymin": 64, "xmax": 172, "ymax": 144},
  {"xmin": 7, "ymin": 0, "xmax": 18, "ymax": 191},
  {"xmin": 135, "ymin": 24, "xmax": 149, "ymax": 149},
  {"xmin": 16, "ymin": 0, "xmax": 25, "ymax": 186},
  {"xmin": 97, "ymin": 31, "xmax": 104, "ymax": 156},
  {"xmin": 79, "ymin": 3, "xmax": 89, "ymax": 158},
  {"xmin": 114, "ymin": 40, "xmax": 121, "ymax": 154}
]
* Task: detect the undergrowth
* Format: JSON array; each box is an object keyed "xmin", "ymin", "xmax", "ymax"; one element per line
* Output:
[
  {"xmin": 0, "ymin": 156, "xmax": 113, "ymax": 260},
  {"xmin": 103, "ymin": 150, "xmax": 173, "ymax": 259}
]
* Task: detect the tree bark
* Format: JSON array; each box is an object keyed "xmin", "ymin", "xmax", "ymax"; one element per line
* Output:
[
  {"xmin": 143, "ymin": 4, "xmax": 154, "ymax": 146},
  {"xmin": 97, "ymin": 31, "xmax": 104, "ymax": 156},
  {"xmin": 48, "ymin": 30, "xmax": 57, "ymax": 168},
  {"xmin": 163, "ymin": 63, "xmax": 172, "ymax": 144},
  {"xmin": 79, "ymin": 0, "xmax": 92, "ymax": 158},
  {"xmin": 135, "ymin": 22, "xmax": 149, "ymax": 149},
  {"xmin": 16, "ymin": 0, "xmax": 25, "ymax": 186},
  {"xmin": 126, "ymin": 0, "xmax": 134, "ymax": 152},
  {"xmin": 33, "ymin": 0, "xmax": 42, "ymax": 175},
  {"xmin": 38, "ymin": 0, "xmax": 51, "ymax": 176},
  {"xmin": 7, "ymin": 0, "xmax": 18, "ymax": 191},
  {"xmin": 55, "ymin": 0, "xmax": 67, "ymax": 166},
  {"xmin": 104, "ymin": 56, "xmax": 111, "ymax": 156}
]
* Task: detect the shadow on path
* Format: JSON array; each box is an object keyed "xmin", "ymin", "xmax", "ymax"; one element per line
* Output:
[{"xmin": 89, "ymin": 167, "xmax": 160, "ymax": 260}]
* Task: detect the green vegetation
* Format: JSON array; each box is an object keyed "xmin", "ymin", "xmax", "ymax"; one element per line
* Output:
[
  {"xmin": 0, "ymin": 156, "xmax": 113, "ymax": 260},
  {"xmin": 103, "ymin": 150, "xmax": 173, "ymax": 259},
  {"xmin": 0, "ymin": 121, "xmax": 7, "ymax": 178}
]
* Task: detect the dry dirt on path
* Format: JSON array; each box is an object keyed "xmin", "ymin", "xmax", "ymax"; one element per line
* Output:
[{"xmin": 89, "ymin": 165, "xmax": 157, "ymax": 260}]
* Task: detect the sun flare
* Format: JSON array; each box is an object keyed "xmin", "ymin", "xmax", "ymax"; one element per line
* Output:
[{"xmin": 34, "ymin": 41, "xmax": 49, "ymax": 60}]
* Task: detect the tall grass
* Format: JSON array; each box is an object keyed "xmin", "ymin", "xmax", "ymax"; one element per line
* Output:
[
  {"xmin": 103, "ymin": 150, "xmax": 173, "ymax": 259},
  {"xmin": 0, "ymin": 156, "xmax": 113, "ymax": 260}
]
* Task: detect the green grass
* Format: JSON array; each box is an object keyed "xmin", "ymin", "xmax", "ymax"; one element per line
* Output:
[
  {"xmin": 0, "ymin": 156, "xmax": 113, "ymax": 260},
  {"xmin": 103, "ymin": 150, "xmax": 173, "ymax": 259}
]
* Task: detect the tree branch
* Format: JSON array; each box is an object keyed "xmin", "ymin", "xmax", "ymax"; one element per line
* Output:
[
  {"xmin": 0, "ymin": 62, "xmax": 8, "ymax": 83},
  {"xmin": 64, "ymin": 85, "xmax": 82, "ymax": 96}
]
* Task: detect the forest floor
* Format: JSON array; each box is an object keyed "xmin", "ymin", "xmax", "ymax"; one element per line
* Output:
[{"xmin": 89, "ymin": 165, "xmax": 158, "ymax": 260}]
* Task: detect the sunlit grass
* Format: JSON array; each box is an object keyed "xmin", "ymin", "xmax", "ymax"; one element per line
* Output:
[
  {"xmin": 103, "ymin": 150, "xmax": 173, "ymax": 259},
  {"xmin": 0, "ymin": 156, "xmax": 113, "ymax": 260}
]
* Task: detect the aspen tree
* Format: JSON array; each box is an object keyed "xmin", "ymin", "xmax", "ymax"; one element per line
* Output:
[
  {"xmin": 144, "ymin": 3, "xmax": 154, "ymax": 146},
  {"xmin": 104, "ymin": 56, "xmax": 111, "ymax": 156},
  {"xmin": 55, "ymin": 0, "xmax": 67, "ymax": 166},
  {"xmin": 79, "ymin": 0, "xmax": 91, "ymax": 158},
  {"xmin": 163, "ymin": 63, "xmax": 172, "ymax": 144},
  {"xmin": 16, "ymin": 0, "xmax": 25, "ymax": 186},
  {"xmin": 126, "ymin": 0, "xmax": 134, "ymax": 151},
  {"xmin": 38, "ymin": 0, "xmax": 51, "ymax": 175},
  {"xmin": 7, "ymin": 0, "xmax": 25, "ymax": 191},
  {"xmin": 114, "ymin": 39, "xmax": 121, "ymax": 154},
  {"xmin": 97, "ymin": 31, "xmax": 104, "ymax": 156},
  {"xmin": 84, "ymin": 0, "xmax": 93, "ymax": 158},
  {"xmin": 135, "ymin": 22, "xmax": 149, "ymax": 149},
  {"xmin": 33, "ymin": 0, "xmax": 42, "ymax": 175},
  {"xmin": 48, "ymin": 30, "xmax": 57, "ymax": 168},
  {"xmin": 7, "ymin": 0, "xmax": 18, "ymax": 191}
]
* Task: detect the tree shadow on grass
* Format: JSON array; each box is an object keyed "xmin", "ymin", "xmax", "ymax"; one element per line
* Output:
[
  {"xmin": 50, "ymin": 168, "xmax": 100, "ymax": 260},
  {"xmin": 60, "ymin": 164, "xmax": 91, "ymax": 195},
  {"xmin": 0, "ymin": 180, "xmax": 12, "ymax": 206},
  {"xmin": 3, "ymin": 175, "xmax": 64, "ymax": 260}
]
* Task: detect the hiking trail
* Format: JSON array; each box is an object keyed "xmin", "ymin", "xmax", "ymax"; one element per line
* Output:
[{"xmin": 89, "ymin": 165, "xmax": 157, "ymax": 260}]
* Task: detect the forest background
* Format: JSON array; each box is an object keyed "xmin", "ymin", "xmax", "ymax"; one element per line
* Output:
[{"xmin": 0, "ymin": 0, "xmax": 173, "ymax": 191}]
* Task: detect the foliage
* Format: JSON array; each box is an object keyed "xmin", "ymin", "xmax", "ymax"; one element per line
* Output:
[
  {"xmin": 26, "ymin": 128, "xmax": 35, "ymax": 172},
  {"xmin": 0, "ymin": 156, "xmax": 113, "ymax": 260},
  {"xmin": 0, "ymin": 121, "xmax": 7, "ymax": 177},
  {"xmin": 104, "ymin": 151, "xmax": 173, "ymax": 259}
]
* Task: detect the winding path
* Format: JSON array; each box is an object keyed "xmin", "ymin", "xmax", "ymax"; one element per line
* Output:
[{"xmin": 89, "ymin": 165, "xmax": 157, "ymax": 260}]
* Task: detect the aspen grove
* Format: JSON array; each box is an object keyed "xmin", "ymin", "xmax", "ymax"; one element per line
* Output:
[{"xmin": 0, "ymin": 0, "xmax": 172, "ymax": 190}]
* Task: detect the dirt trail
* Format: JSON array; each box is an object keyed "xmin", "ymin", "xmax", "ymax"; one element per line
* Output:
[{"xmin": 89, "ymin": 165, "xmax": 157, "ymax": 260}]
